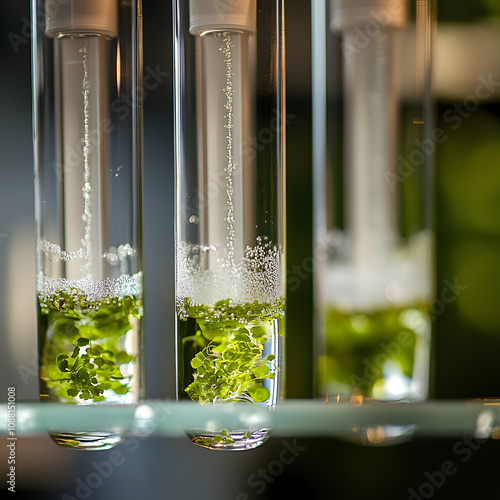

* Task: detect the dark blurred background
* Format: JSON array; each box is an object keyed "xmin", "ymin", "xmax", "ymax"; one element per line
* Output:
[{"xmin": 2, "ymin": 0, "xmax": 500, "ymax": 499}]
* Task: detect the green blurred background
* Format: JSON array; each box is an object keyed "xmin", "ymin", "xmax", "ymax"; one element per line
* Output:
[
  {"xmin": 2, "ymin": 0, "xmax": 500, "ymax": 498},
  {"xmin": 286, "ymin": 0, "xmax": 500, "ymax": 401}
]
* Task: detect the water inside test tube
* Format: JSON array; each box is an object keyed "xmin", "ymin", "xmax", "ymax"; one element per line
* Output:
[
  {"xmin": 345, "ymin": 31, "xmax": 397, "ymax": 286},
  {"xmin": 221, "ymin": 33, "xmax": 237, "ymax": 268},
  {"xmin": 177, "ymin": 21, "xmax": 284, "ymax": 449},
  {"xmin": 179, "ymin": 29, "xmax": 282, "ymax": 305},
  {"xmin": 81, "ymin": 40, "xmax": 94, "ymax": 275},
  {"xmin": 44, "ymin": 35, "xmax": 109, "ymax": 281},
  {"xmin": 39, "ymin": 33, "xmax": 142, "ymax": 409},
  {"xmin": 317, "ymin": 26, "xmax": 432, "ymax": 445},
  {"xmin": 197, "ymin": 31, "xmax": 252, "ymax": 272}
]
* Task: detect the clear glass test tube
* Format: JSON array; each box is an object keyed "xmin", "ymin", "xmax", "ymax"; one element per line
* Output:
[
  {"xmin": 32, "ymin": 0, "xmax": 143, "ymax": 450},
  {"xmin": 312, "ymin": 0, "xmax": 436, "ymax": 445},
  {"xmin": 173, "ymin": 0, "xmax": 286, "ymax": 450}
]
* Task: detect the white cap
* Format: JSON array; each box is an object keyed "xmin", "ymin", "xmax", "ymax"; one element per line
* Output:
[
  {"xmin": 45, "ymin": 0, "xmax": 119, "ymax": 38},
  {"xmin": 189, "ymin": 0, "xmax": 256, "ymax": 35},
  {"xmin": 330, "ymin": 0, "xmax": 407, "ymax": 32}
]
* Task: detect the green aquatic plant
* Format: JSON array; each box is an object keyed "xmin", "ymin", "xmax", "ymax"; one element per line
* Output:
[
  {"xmin": 39, "ymin": 290, "xmax": 141, "ymax": 402},
  {"xmin": 179, "ymin": 297, "xmax": 284, "ymax": 404}
]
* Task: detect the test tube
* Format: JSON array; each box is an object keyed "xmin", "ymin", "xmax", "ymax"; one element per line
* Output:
[
  {"xmin": 312, "ymin": 0, "xmax": 435, "ymax": 444},
  {"xmin": 174, "ymin": 0, "xmax": 286, "ymax": 450},
  {"xmin": 32, "ymin": 0, "xmax": 143, "ymax": 450}
]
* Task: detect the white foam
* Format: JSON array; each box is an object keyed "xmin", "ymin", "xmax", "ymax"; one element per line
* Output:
[
  {"xmin": 38, "ymin": 272, "xmax": 143, "ymax": 301},
  {"xmin": 177, "ymin": 239, "xmax": 283, "ymax": 308},
  {"xmin": 322, "ymin": 230, "xmax": 433, "ymax": 311}
]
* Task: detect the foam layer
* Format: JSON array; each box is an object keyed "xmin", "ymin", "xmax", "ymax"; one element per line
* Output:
[
  {"xmin": 176, "ymin": 238, "xmax": 283, "ymax": 308},
  {"xmin": 38, "ymin": 272, "xmax": 143, "ymax": 301}
]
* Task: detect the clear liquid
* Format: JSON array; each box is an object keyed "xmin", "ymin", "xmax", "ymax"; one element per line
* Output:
[
  {"xmin": 81, "ymin": 40, "xmax": 94, "ymax": 275},
  {"xmin": 221, "ymin": 31, "xmax": 237, "ymax": 267},
  {"xmin": 49, "ymin": 34, "xmax": 112, "ymax": 281},
  {"xmin": 177, "ymin": 28, "xmax": 283, "ymax": 450},
  {"xmin": 195, "ymin": 30, "xmax": 255, "ymax": 267},
  {"xmin": 177, "ymin": 300, "xmax": 283, "ymax": 450}
]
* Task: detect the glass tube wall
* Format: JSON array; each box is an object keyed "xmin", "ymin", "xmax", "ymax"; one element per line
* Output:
[
  {"xmin": 173, "ymin": 0, "xmax": 285, "ymax": 450},
  {"xmin": 32, "ymin": 0, "xmax": 143, "ymax": 450},
  {"xmin": 312, "ymin": 0, "xmax": 436, "ymax": 440}
]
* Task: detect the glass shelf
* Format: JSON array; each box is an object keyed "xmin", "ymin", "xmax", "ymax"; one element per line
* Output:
[{"xmin": 2, "ymin": 399, "xmax": 500, "ymax": 440}]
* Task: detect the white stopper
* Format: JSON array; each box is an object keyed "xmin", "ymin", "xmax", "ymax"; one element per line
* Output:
[
  {"xmin": 45, "ymin": 0, "xmax": 119, "ymax": 38},
  {"xmin": 189, "ymin": 0, "xmax": 256, "ymax": 35},
  {"xmin": 330, "ymin": 0, "xmax": 407, "ymax": 32}
]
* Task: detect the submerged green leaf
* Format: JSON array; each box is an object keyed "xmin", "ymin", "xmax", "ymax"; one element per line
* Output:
[
  {"xmin": 38, "ymin": 291, "xmax": 141, "ymax": 402},
  {"xmin": 181, "ymin": 298, "xmax": 283, "ymax": 404}
]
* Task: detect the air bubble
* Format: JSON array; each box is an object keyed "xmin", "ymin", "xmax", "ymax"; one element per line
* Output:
[
  {"xmin": 176, "ymin": 239, "xmax": 282, "ymax": 309},
  {"xmin": 38, "ymin": 272, "xmax": 142, "ymax": 302}
]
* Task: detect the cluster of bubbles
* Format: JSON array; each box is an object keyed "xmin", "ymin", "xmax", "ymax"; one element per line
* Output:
[
  {"xmin": 38, "ymin": 271, "xmax": 142, "ymax": 302},
  {"xmin": 39, "ymin": 239, "xmax": 86, "ymax": 262},
  {"xmin": 176, "ymin": 237, "xmax": 283, "ymax": 309}
]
